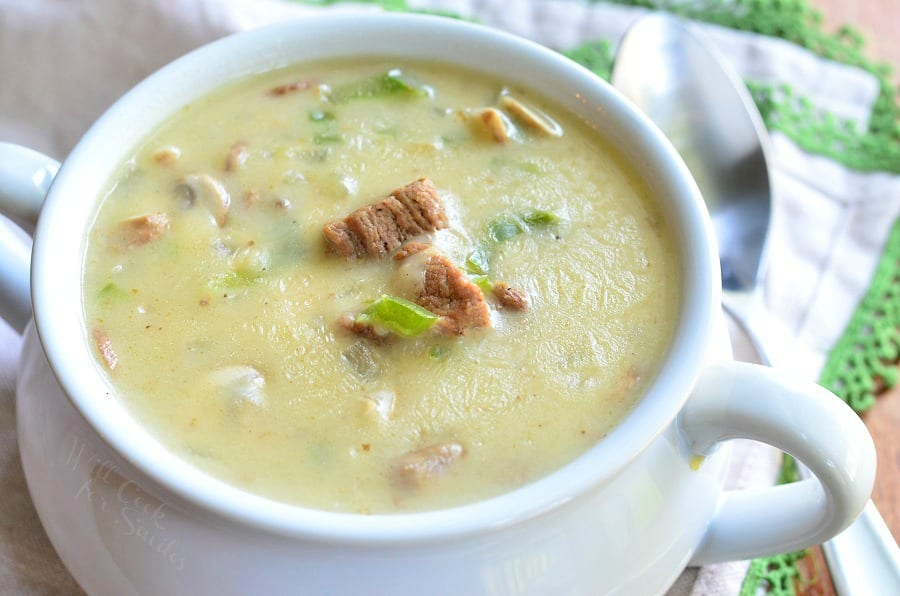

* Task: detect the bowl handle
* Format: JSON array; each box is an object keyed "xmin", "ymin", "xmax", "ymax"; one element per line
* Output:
[
  {"xmin": 681, "ymin": 360, "xmax": 876, "ymax": 565},
  {"xmin": 0, "ymin": 142, "xmax": 59, "ymax": 333}
]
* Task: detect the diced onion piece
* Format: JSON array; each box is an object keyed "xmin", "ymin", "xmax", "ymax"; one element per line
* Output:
[
  {"xmin": 485, "ymin": 210, "xmax": 559, "ymax": 245},
  {"xmin": 521, "ymin": 209, "xmax": 560, "ymax": 226},
  {"xmin": 464, "ymin": 246, "xmax": 490, "ymax": 275},
  {"xmin": 342, "ymin": 341, "xmax": 380, "ymax": 381},
  {"xmin": 332, "ymin": 69, "xmax": 433, "ymax": 103},
  {"xmin": 470, "ymin": 275, "xmax": 494, "ymax": 295},
  {"xmin": 356, "ymin": 295, "xmax": 438, "ymax": 338},
  {"xmin": 362, "ymin": 390, "xmax": 395, "ymax": 422},
  {"xmin": 487, "ymin": 215, "xmax": 526, "ymax": 243},
  {"xmin": 308, "ymin": 109, "xmax": 336, "ymax": 122},
  {"xmin": 208, "ymin": 365, "xmax": 266, "ymax": 407}
]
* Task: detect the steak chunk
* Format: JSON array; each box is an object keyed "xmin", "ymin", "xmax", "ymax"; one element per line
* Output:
[
  {"xmin": 418, "ymin": 254, "xmax": 490, "ymax": 336},
  {"xmin": 323, "ymin": 178, "xmax": 448, "ymax": 258},
  {"xmin": 337, "ymin": 313, "xmax": 391, "ymax": 345},
  {"xmin": 393, "ymin": 242, "xmax": 431, "ymax": 261}
]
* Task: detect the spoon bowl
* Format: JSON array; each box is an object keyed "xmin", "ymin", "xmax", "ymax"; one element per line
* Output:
[{"xmin": 612, "ymin": 13, "xmax": 771, "ymax": 294}]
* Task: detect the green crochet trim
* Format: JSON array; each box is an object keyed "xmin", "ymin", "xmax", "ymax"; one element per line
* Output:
[
  {"xmin": 741, "ymin": 549, "xmax": 808, "ymax": 596},
  {"xmin": 748, "ymin": 81, "xmax": 899, "ymax": 174},
  {"xmin": 562, "ymin": 40, "xmax": 615, "ymax": 81},
  {"xmin": 820, "ymin": 217, "xmax": 900, "ymax": 412},
  {"xmin": 739, "ymin": 455, "xmax": 808, "ymax": 596}
]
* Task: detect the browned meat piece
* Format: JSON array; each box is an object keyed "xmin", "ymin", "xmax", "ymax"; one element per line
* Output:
[
  {"xmin": 323, "ymin": 221, "xmax": 365, "ymax": 258},
  {"xmin": 152, "ymin": 146, "xmax": 180, "ymax": 165},
  {"xmin": 92, "ymin": 328, "xmax": 118, "ymax": 371},
  {"xmin": 119, "ymin": 213, "xmax": 169, "ymax": 247},
  {"xmin": 224, "ymin": 142, "xmax": 248, "ymax": 172},
  {"xmin": 337, "ymin": 313, "xmax": 390, "ymax": 345},
  {"xmin": 417, "ymin": 254, "xmax": 490, "ymax": 335},
  {"xmin": 493, "ymin": 282, "xmax": 529, "ymax": 310},
  {"xmin": 243, "ymin": 190, "xmax": 261, "ymax": 206},
  {"xmin": 323, "ymin": 178, "xmax": 448, "ymax": 259},
  {"xmin": 392, "ymin": 442, "xmax": 464, "ymax": 489},
  {"xmin": 267, "ymin": 79, "xmax": 314, "ymax": 96},
  {"xmin": 614, "ymin": 367, "xmax": 640, "ymax": 397},
  {"xmin": 393, "ymin": 242, "xmax": 431, "ymax": 261}
]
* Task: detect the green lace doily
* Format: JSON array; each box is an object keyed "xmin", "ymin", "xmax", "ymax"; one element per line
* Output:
[{"xmin": 820, "ymin": 218, "xmax": 900, "ymax": 412}]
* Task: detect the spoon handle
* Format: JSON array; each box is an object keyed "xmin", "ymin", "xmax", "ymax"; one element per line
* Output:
[
  {"xmin": 723, "ymin": 290, "xmax": 900, "ymax": 593},
  {"xmin": 721, "ymin": 289, "xmax": 792, "ymax": 367}
]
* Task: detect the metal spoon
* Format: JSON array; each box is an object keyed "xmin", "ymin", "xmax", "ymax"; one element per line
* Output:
[{"xmin": 612, "ymin": 13, "xmax": 900, "ymax": 593}]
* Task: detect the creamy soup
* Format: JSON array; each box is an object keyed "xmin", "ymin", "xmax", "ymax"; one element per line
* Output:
[{"xmin": 83, "ymin": 59, "xmax": 680, "ymax": 513}]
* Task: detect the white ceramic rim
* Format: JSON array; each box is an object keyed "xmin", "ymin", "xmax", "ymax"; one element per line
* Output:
[{"xmin": 31, "ymin": 13, "xmax": 719, "ymax": 544}]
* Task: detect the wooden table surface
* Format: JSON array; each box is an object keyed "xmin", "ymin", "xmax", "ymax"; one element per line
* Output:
[
  {"xmin": 814, "ymin": 0, "xmax": 900, "ymax": 82},
  {"xmin": 796, "ymin": 1, "xmax": 899, "ymax": 593}
]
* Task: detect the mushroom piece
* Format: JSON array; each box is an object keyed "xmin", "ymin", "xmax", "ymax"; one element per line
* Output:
[
  {"xmin": 498, "ymin": 93, "xmax": 563, "ymax": 137},
  {"xmin": 174, "ymin": 173, "xmax": 231, "ymax": 227},
  {"xmin": 464, "ymin": 107, "xmax": 514, "ymax": 144}
]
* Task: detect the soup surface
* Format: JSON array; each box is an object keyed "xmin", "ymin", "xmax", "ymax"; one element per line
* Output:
[{"xmin": 83, "ymin": 59, "xmax": 680, "ymax": 513}]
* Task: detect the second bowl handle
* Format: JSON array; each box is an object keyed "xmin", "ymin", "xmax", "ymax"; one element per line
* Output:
[
  {"xmin": 0, "ymin": 142, "xmax": 59, "ymax": 332},
  {"xmin": 682, "ymin": 361, "xmax": 876, "ymax": 565}
]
